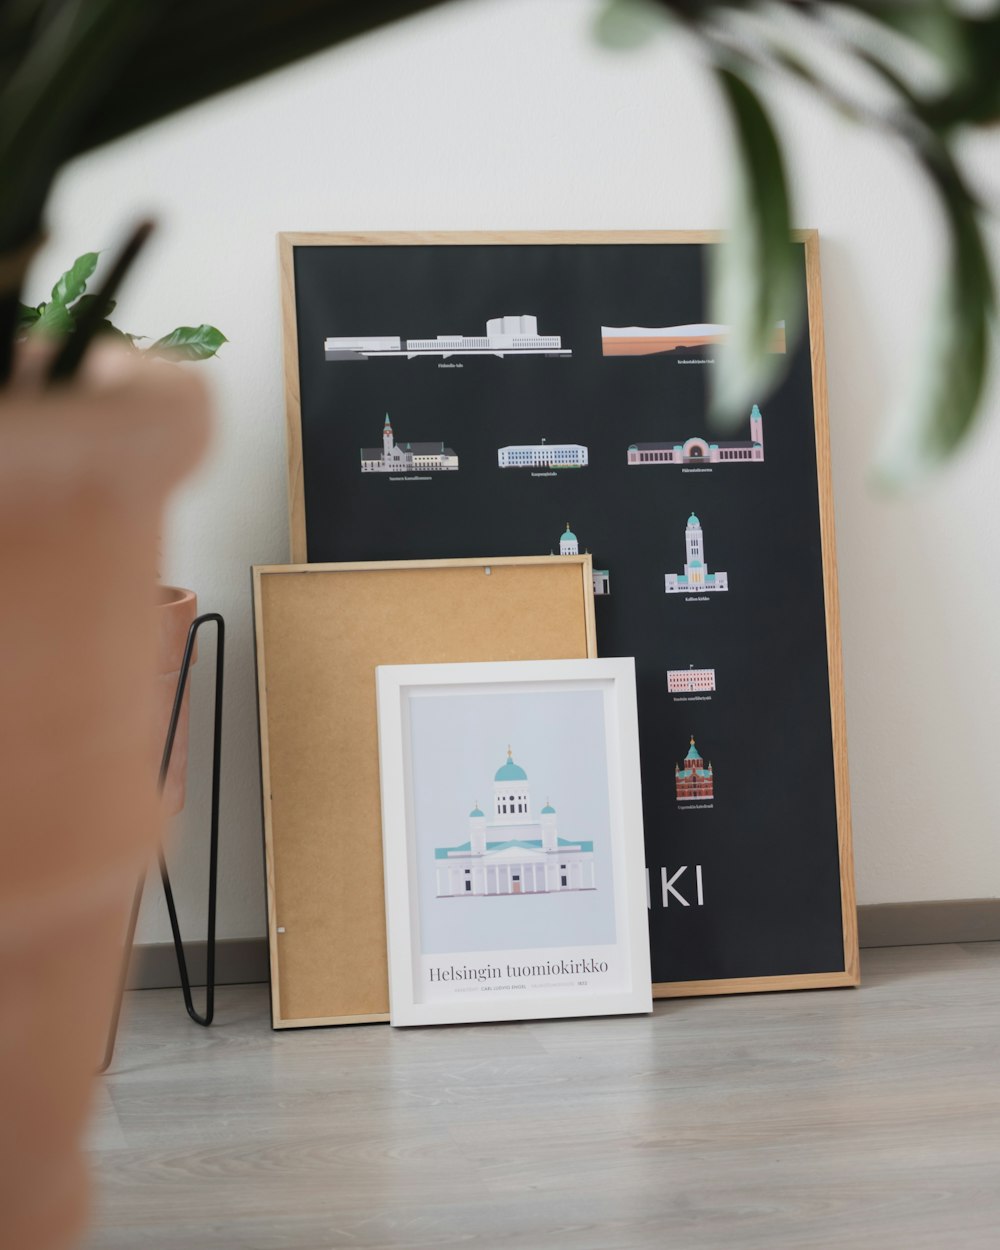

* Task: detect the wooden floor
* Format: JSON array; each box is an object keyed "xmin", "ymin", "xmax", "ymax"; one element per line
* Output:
[{"xmin": 84, "ymin": 943, "xmax": 1000, "ymax": 1249}]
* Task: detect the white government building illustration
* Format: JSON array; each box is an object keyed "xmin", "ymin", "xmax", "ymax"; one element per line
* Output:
[
  {"xmin": 434, "ymin": 749, "xmax": 596, "ymax": 898},
  {"xmin": 360, "ymin": 414, "xmax": 459, "ymax": 473},
  {"xmin": 554, "ymin": 523, "xmax": 609, "ymax": 596},
  {"xmin": 498, "ymin": 439, "xmax": 589, "ymax": 469},
  {"xmin": 627, "ymin": 405, "xmax": 764, "ymax": 466},
  {"xmin": 326, "ymin": 314, "xmax": 571, "ymax": 360},
  {"xmin": 667, "ymin": 666, "xmax": 716, "ymax": 693},
  {"xmin": 665, "ymin": 513, "xmax": 728, "ymax": 594}
]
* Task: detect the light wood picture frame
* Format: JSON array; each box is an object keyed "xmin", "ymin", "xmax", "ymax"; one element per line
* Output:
[
  {"xmin": 277, "ymin": 229, "xmax": 857, "ymax": 1001},
  {"xmin": 253, "ymin": 556, "xmax": 597, "ymax": 1028}
]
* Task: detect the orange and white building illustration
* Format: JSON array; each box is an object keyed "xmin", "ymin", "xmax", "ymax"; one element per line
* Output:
[{"xmin": 601, "ymin": 323, "xmax": 786, "ymax": 356}]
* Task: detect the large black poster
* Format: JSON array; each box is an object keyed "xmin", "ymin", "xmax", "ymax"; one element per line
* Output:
[{"xmin": 281, "ymin": 232, "xmax": 857, "ymax": 994}]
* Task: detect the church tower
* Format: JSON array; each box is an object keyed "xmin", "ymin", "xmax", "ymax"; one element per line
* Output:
[
  {"xmin": 468, "ymin": 803, "xmax": 487, "ymax": 855},
  {"xmin": 540, "ymin": 800, "xmax": 558, "ymax": 852},
  {"xmin": 560, "ymin": 524, "xmax": 579, "ymax": 556},
  {"xmin": 685, "ymin": 513, "xmax": 704, "ymax": 585},
  {"xmin": 493, "ymin": 747, "xmax": 531, "ymax": 825},
  {"xmin": 382, "ymin": 413, "xmax": 394, "ymax": 458},
  {"xmin": 749, "ymin": 403, "xmax": 763, "ymax": 454}
]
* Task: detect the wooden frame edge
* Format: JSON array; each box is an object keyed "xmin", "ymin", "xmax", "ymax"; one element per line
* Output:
[
  {"xmin": 804, "ymin": 231, "xmax": 860, "ymax": 987},
  {"xmin": 653, "ymin": 968, "xmax": 859, "ymax": 1000},
  {"xmin": 252, "ymin": 566, "xmax": 285, "ymax": 1028},
  {"xmin": 272, "ymin": 1012, "xmax": 390, "ymax": 1029},
  {"xmin": 278, "ymin": 234, "xmax": 308, "ymax": 563}
]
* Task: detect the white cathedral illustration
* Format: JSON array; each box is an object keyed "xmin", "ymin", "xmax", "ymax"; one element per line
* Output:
[
  {"xmin": 434, "ymin": 748, "xmax": 596, "ymax": 898},
  {"xmin": 554, "ymin": 523, "xmax": 610, "ymax": 596},
  {"xmin": 665, "ymin": 513, "xmax": 728, "ymax": 594}
]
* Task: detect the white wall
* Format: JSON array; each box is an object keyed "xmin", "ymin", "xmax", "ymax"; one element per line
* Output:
[{"xmin": 31, "ymin": 0, "xmax": 1000, "ymax": 943}]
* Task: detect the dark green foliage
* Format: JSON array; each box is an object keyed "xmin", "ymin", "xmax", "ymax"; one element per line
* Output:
[
  {"xmin": 598, "ymin": 0, "xmax": 999, "ymax": 478},
  {"xmin": 1, "ymin": 0, "xmax": 996, "ymax": 473},
  {"xmin": 23, "ymin": 253, "xmax": 225, "ymax": 361}
]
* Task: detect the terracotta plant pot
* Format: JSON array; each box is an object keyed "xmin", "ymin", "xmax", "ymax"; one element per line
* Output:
[
  {"xmin": 155, "ymin": 585, "xmax": 198, "ymax": 816},
  {"xmin": 0, "ymin": 354, "xmax": 209, "ymax": 1250}
]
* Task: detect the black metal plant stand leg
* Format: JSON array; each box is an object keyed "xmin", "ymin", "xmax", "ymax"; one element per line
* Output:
[{"xmin": 100, "ymin": 612, "xmax": 225, "ymax": 1072}]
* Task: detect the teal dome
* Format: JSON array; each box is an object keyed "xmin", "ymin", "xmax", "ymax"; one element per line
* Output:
[
  {"xmin": 685, "ymin": 737, "xmax": 701, "ymax": 760},
  {"xmin": 541, "ymin": 803, "xmax": 556, "ymax": 815},
  {"xmin": 495, "ymin": 749, "xmax": 527, "ymax": 782},
  {"xmin": 687, "ymin": 512, "xmax": 700, "ymax": 527},
  {"xmin": 469, "ymin": 805, "xmax": 484, "ymax": 818},
  {"xmin": 561, "ymin": 528, "xmax": 577, "ymax": 544}
]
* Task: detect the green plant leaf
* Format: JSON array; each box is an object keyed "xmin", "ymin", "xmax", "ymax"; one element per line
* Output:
[
  {"xmin": 709, "ymin": 66, "xmax": 799, "ymax": 425},
  {"xmin": 69, "ymin": 293, "xmax": 116, "ymax": 321},
  {"xmin": 594, "ymin": 0, "xmax": 665, "ymax": 51},
  {"xmin": 49, "ymin": 251, "xmax": 99, "ymax": 307},
  {"xmin": 16, "ymin": 301, "xmax": 40, "ymax": 329},
  {"xmin": 873, "ymin": 150, "xmax": 995, "ymax": 486},
  {"xmin": 32, "ymin": 252, "xmax": 100, "ymax": 336},
  {"xmin": 94, "ymin": 319, "xmax": 135, "ymax": 345},
  {"xmin": 147, "ymin": 324, "xmax": 227, "ymax": 361}
]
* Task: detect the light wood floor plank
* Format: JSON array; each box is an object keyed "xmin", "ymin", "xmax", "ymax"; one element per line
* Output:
[{"xmin": 83, "ymin": 944, "xmax": 1000, "ymax": 1249}]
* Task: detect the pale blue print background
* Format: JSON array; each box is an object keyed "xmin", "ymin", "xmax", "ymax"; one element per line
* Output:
[{"xmin": 407, "ymin": 687, "xmax": 616, "ymax": 955}]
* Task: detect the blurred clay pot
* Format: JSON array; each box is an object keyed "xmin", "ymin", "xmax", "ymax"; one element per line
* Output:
[
  {"xmin": 0, "ymin": 355, "xmax": 209, "ymax": 1250},
  {"xmin": 155, "ymin": 585, "xmax": 198, "ymax": 816}
]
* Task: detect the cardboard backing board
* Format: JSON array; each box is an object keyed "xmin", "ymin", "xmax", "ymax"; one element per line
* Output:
[
  {"xmin": 253, "ymin": 556, "xmax": 597, "ymax": 1028},
  {"xmin": 278, "ymin": 230, "xmax": 858, "ymax": 1000}
]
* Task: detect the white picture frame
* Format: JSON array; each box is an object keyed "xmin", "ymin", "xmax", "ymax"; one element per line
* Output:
[{"xmin": 375, "ymin": 658, "xmax": 652, "ymax": 1027}]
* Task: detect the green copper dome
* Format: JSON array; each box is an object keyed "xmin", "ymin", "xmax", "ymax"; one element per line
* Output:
[
  {"xmin": 685, "ymin": 737, "xmax": 702, "ymax": 760},
  {"xmin": 495, "ymin": 749, "xmax": 527, "ymax": 782},
  {"xmin": 561, "ymin": 525, "xmax": 577, "ymax": 544},
  {"xmin": 541, "ymin": 803, "xmax": 556, "ymax": 815},
  {"xmin": 469, "ymin": 805, "xmax": 484, "ymax": 818},
  {"xmin": 687, "ymin": 512, "xmax": 700, "ymax": 527}
]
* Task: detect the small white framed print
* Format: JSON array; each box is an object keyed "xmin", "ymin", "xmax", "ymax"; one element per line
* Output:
[{"xmin": 375, "ymin": 658, "xmax": 652, "ymax": 1027}]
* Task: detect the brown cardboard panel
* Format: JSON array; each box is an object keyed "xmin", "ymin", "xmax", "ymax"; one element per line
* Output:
[{"xmin": 254, "ymin": 556, "xmax": 597, "ymax": 1027}]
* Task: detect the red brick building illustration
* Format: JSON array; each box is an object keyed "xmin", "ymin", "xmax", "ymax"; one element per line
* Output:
[{"xmin": 675, "ymin": 735, "xmax": 714, "ymax": 801}]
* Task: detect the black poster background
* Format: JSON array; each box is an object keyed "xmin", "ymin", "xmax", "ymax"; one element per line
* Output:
[{"xmin": 290, "ymin": 240, "xmax": 845, "ymax": 984}]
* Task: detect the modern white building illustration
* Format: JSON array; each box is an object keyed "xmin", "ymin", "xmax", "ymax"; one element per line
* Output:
[
  {"xmin": 554, "ymin": 523, "xmax": 610, "ymax": 596},
  {"xmin": 667, "ymin": 666, "xmax": 716, "ymax": 693},
  {"xmin": 498, "ymin": 440, "xmax": 588, "ymax": 469},
  {"xmin": 360, "ymin": 414, "xmax": 458, "ymax": 473},
  {"xmin": 665, "ymin": 513, "xmax": 728, "ymax": 594},
  {"xmin": 627, "ymin": 405, "xmax": 764, "ymax": 466},
  {"xmin": 434, "ymin": 748, "xmax": 596, "ymax": 897},
  {"xmin": 326, "ymin": 314, "xmax": 571, "ymax": 360}
]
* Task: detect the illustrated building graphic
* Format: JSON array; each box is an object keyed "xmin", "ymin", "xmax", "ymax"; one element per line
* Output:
[
  {"xmin": 326, "ymin": 314, "xmax": 571, "ymax": 360},
  {"xmin": 667, "ymin": 666, "xmax": 716, "ymax": 693},
  {"xmin": 627, "ymin": 404, "xmax": 764, "ymax": 466},
  {"xmin": 360, "ymin": 414, "xmax": 458, "ymax": 473},
  {"xmin": 434, "ymin": 748, "xmax": 596, "ymax": 897},
  {"xmin": 498, "ymin": 440, "xmax": 589, "ymax": 469},
  {"xmin": 664, "ymin": 514, "xmax": 728, "ymax": 594},
  {"xmin": 675, "ymin": 736, "xmax": 714, "ymax": 801},
  {"xmin": 554, "ymin": 523, "xmax": 609, "ymax": 596}
]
